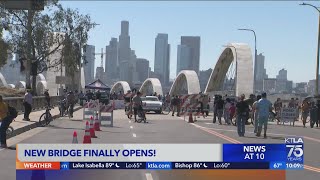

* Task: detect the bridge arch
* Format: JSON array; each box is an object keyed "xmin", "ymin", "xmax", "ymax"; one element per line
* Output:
[
  {"xmin": 110, "ymin": 81, "xmax": 131, "ymax": 94},
  {"xmin": 139, "ymin": 78, "xmax": 163, "ymax": 96},
  {"xmin": 0, "ymin": 72, "xmax": 8, "ymax": 87},
  {"xmin": 205, "ymin": 43, "xmax": 253, "ymax": 97},
  {"xmin": 36, "ymin": 81, "xmax": 48, "ymax": 95},
  {"xmin": 15, "ymin": 81, "xmax": 26, "ymax": 90},
  {"xmin": 169, "ymin": 70, "xmax": 201, "ymax": 96},
  {"xmin": 7, "ymin": 84, "xmax": 15, "ymax": 89}
]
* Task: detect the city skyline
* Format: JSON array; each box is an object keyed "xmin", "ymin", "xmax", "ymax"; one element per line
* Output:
[{"xmin": 59, "ymin": 1, "xmax": 319, "ymax": 83}]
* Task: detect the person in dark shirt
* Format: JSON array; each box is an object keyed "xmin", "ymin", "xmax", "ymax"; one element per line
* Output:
[
  {"xmin": 213, "ymin": 95, "xmax": 219, "ymax": 123},
  {"xmin": 95, "ymin": 90, "xmax": 102, "ymax": 101},
  {"xmin": 44, "ymin": 89, "xmax": 50, "ymax": 107},
  {"xmin": 236, "ymin": 94, "xmax": 249, "ymax": 137},
  {"xmin": 216, "ymin": 96, "xmax": 224, "ymax": 125},
  {"xmin": 310, "ymin": 102, "xmax": 318, "ymax": 128}
]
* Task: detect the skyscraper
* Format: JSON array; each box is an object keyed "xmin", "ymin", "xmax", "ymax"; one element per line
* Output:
[
  {"xmin": 136, "ymin": 58, "xmax": 149, "ymax": 82},
  {"xmin": 176, "ymin": 44, "xmax": 191, "ymax": 75},
  {"xmin": 180, "ymin": 36, "xmax": 200, "ymax": 74},
  {"xmin": 154, "ymin": 33, "xmax": 170, "ymax": 86},
  {"xmin": 105, "ymin": 38, "xmax": 118, "ymax": 82},
  {"xmin": 255, "ymin": 53, "xmax": 268, "ymax": 91},
  {"xmin": 83, "ymin": 45, "xmax": 95, "ymax": 84},
  {"xmin": 118, "ymin": 21, "xmax": 131, "ymax": 64},
  {"xmin": 276, "ymin": 68, "xmax": 287, "ymax": 80}
]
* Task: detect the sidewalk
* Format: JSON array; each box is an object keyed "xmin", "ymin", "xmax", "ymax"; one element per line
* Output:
[{"xmin": 7, "ymin": 105, "xmax": 82, "ymax": 139}]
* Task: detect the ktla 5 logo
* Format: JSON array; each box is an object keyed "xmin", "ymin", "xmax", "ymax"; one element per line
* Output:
[{"xmin": 286, "ymin": 145, "xmax": 303, "ymax": 161}]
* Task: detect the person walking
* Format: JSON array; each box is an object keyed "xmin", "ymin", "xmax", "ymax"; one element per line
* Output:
[
  {"xmin": 132, "ymin": 92, "xmax": 144, "ymax": 122},
  {"xmin": 23, "ymin": 89, "xmax": 33, "ymax": 121},
  {"xmin": 229, "ymin": 102, "xmax": 236, "ymax": 124},
  {"xmin": 66, "ymin": 91, "xmax": 75, "ymax": 118},
  {"xmin": 301, "ymin": 100, "xmax": 310, "ymax": 128},
  {"xmin": 310, "ymin": 102, "xmax": 318, "ymax": 128},
  {"xmin": 176, "ymin": 96, "xmax": 181, "ymax": 117},
  {"xmin": 171, "ymin": 95, "xmax": 177, "ymax": 116},
  {"xmin": 44, "ymin": 89, "xmax": 50, "ymax": 107},
  {"xmin": 0, "ymin": 96, "xmax": 17, "ymax": 148},
  {"xmin": 213, "ymin": 95, "xmax": 219, "ymax": 123},
  {"xmin": 256, "ymin": 92, "xmax": 272, "ymax": 138},
  {"xmin": 224, "ymin": 98, "xmax": 231, "ymax": 125},
  {"xmin": 236, "ymin": 94, "xmax": 249, "ymax": 137},
  {"xmin": 252, "ymin": 95, "xmax": 262, "ymax": 133},
  {"xmin": 216, "ymin": 96, "xmax": 224, "ymax": 125}
]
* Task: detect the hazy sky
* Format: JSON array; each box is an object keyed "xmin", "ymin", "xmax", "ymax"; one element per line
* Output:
[{"xmin": 60, "ymin": 1, "xmax": 318, "ymax": 83}]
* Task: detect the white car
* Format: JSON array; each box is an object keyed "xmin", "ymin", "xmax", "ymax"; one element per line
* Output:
[{"xmin": 141, "ymin": 96, "xmax": 163, "ymax": 114}]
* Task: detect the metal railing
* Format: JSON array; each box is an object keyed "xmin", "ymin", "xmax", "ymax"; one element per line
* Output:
[{"xmin": 3, "ymin": 96, "xmax": 61, "ymax": 112}]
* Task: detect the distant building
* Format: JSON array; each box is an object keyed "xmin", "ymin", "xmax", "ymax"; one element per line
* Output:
[
  {"xmin": 154, "ymin": 33, "xmax": 170, "ymax": 86},
  {"xmin": 0, "ymin": 54, "xmax": 23, "ymax": 84},
  {"xmin": 255, "ymin": 53, "xmax": 268, "ymax": 91},
  {"xmin": 307, "ymin": 78, "xmax": 320, "ymax": 95},
  {"xmin": 83, "ymin": 45, "xmax": 95, "ymax": 84},
  {"xmin": 118, "ymin": 21, "xmax": 131, "ymax": 64},
  {"xmin": 276, "ymin": 80, "xmax": 287, "ymax": 93},
  {"xmin": 105, "ymin": 38, "xmax": 118, "ymax": 83},
  {"xmin": 199, "ymin": 68, "xmax": 212, "ymax": 92},
  {"xmin": 286, "ymin": 80, "xmax": 293, "ymax": 93},
  {"xmin": 295, "ymin": 82, "xmax": 307, "ymax": 93},
  {"xmin": 176, "ymin": 44, "xmax": 191, "ymax": 75},
  {"xmin": 263, "ymin": 78, "xmax": 276, "ymax": 93},
  {"xmin": 179, "ymin": 36, "xmax": 200, "ymax": 74},
  {"xmin": 136, "ymin": 58, "xmax": 149, "ymax": 83},
  {"xmin": 276, "ymin": 68, "xmax": 287, "ymax": 81}
]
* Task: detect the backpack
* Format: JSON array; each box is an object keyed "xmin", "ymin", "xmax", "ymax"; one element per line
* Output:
[{"xmin": 8, "ymin": 106, "xmax": 18, "ymax": 118}]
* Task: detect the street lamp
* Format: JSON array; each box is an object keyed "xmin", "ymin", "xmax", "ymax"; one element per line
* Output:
[
  {"xmin": 223, "ymin": 45, "xmax": 238, "ymax": 93},
  {"xmin": 78, "ymin": 23, "xmax": 100, "ymax": 92},
  {"xmin": 300, "ymin": 2, "xmax": 320, "ymax": 97},
  {"xmin": 238, "ymin": 28, "xmax": 257, "ymax": 92}
]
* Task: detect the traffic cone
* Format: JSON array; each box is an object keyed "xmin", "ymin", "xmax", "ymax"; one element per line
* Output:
[
  {"xmin": 90, "ymin": 116, "xmax": 97, "ymax": 138},
  {"xmin": 72, "ymin": 131, "xmax": 78, "ymax": 144},
  {"xmin": 94, "ymin": 113, "xmax": 101, "ymax": 131},
  {"xmin": 188, "ymin": 112, "xmax": 194, "ymax": 123},
  {"xmin": 83, "ymin": 121, "xmax": 91, "ymax": 144}
]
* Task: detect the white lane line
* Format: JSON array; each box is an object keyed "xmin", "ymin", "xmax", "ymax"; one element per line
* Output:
[
  {"xmin": 145, "ymin": 173, "xmax": 153, "ymax": 180},
  {"xmin": 130, "ymin": 126, "xmax": 133, "ymax": 129},
  {"xmin": 132, "ymin": 133, "xmax": 137, "ymax": 137},
  {"xmin": 197, "ymin": 125, "xmax": 320, "ymax": 143}
]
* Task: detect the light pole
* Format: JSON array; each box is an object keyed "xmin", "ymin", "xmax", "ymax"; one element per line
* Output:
[
  {"xmin": 223, "ymin": 45, "xmax": 238, "ymax": 94},
  {"xmin": 238, "ymin": 28, "xmax": 257, "ymax": 93},
  {"xmin": 300, "ymin": 2, "xmax": 320, "ymax": 97},
  {"xmin": 78, "ymin": 23, "xmax": 100, "ymax": 92}
]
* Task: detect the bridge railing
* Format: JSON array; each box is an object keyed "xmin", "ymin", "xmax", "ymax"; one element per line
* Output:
[{"xmin": 3, "ymin": 96, "xmax": 61, "ymax": 112}]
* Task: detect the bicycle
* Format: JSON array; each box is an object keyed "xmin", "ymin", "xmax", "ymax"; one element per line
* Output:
[
  {"xmin": 125, "ymin": 105, "xmax": 133, "ymax": 119},
  {"xmin": 135, "ymin": 107, "xmax": 147, "ymax": 123},
  {"xmin": 39, "ymin": 107, "xmax": 53, "ymax": 127}
]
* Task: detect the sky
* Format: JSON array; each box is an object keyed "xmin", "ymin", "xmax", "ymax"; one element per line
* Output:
[{"xmin": 60, "ymin": 0, "xmax": 319, "ymax": 83}]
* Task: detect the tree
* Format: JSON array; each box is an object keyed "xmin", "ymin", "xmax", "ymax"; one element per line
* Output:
[
  {"xmin": 0, "ymin": 0, "xmax": 96, "ymax": 94},
  {"xmin": 0, "ymin": 24, "xmax": 10, "ymax": 68}
]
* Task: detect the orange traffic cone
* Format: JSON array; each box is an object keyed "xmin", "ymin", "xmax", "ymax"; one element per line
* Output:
[
  {"xmin": 72, "ymin": 131, "xmax": 78, "ymax": 144},
  {"xmin": 90, "ymin": 116, "xmax": 97, "ymax": 138},
  {"xmin": 83, "ymin": 121, "xmax": 91, "ymax": 144},
  {"xmin": 188, "ymin": 112, "xmax": 194, "ymax": 123},
  {"xmin": 94, "ymin": 113, "xmax": 101, "ymax": 131}
]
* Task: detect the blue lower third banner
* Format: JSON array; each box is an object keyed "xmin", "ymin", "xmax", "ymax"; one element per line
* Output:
[{"xmin": 223, "ymin": 144, "xmax": 286, "ymax": 162}]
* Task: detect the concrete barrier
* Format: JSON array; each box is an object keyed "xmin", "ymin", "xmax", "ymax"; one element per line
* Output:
[{"xmin": 3, "ymin": 96, "xmax": 60, "ymax": 112}]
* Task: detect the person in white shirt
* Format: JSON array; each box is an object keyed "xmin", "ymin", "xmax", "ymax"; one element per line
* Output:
[{"xmin": 23, "ymin": 89, "xmax": 33, "ymax": 121}]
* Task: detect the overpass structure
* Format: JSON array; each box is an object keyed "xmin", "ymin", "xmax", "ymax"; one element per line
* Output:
[{"xmin": 0, "ymin": 43, "xmax": 254, "ymax": 97}]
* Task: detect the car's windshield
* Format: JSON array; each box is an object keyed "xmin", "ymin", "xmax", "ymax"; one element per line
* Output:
[{"xmin": 141, "ymin": 97, "xmax": 159, "ymax": 101}]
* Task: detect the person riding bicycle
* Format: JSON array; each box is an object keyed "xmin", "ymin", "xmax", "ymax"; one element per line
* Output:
[
  {"xmin": 124, "ymin": 90, "xmax": 132, "ymax": 113},
  {"xmin": 66, "ymin": 91, "xmax": 75, "ymax": 118},
  {"xmin": 132, "ymin": 91, "xmax": 146, "ymax": 123}
]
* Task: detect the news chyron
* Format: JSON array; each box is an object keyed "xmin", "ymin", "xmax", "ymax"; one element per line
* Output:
[{"xmin": 16, "ymin": 140, "xmax": 304, "ymax": 171}]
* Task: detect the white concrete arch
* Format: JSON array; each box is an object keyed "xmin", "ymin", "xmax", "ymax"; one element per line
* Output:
[
  {"xmin": 37, "ymin": 73, "xmax": 46, "ymax": 82},
  {"xmin": 16, "ymin": 81, "xmax": 26, "ymax": 90},
  {"xmin": 0, "ymin": 72, "xmax": 8, "ymax": 87},
  {"xmin": 7, "ymin": 84, "xmax": 15, "ymax": 89},
  {"xmin": 205, "ymin": 43, "xmax": 253, "ymax": 97},
  {"xmin": 110, "ymin": 81, "xmax": 131, "ymax": 94},
  {"xmin": 169, "ymin": 70, "xmax": 201, "ymax": 96},
  {"xmin": 36, "ymin": 81, "xmax": 48, "ymax": 95},
  {"xmin": 139, "ymin": 78, "xmax": 163, "ymax": 96}
]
